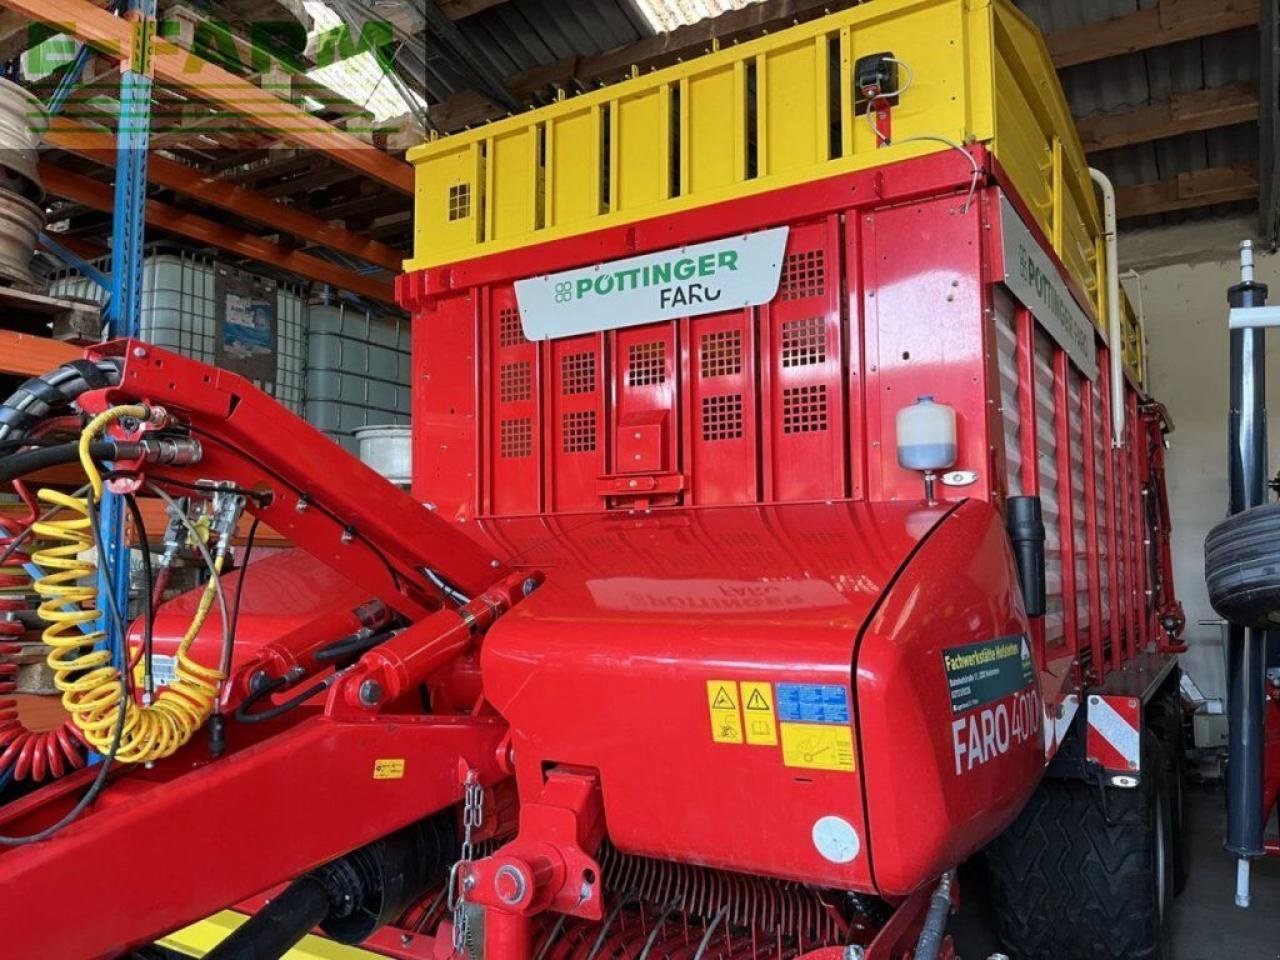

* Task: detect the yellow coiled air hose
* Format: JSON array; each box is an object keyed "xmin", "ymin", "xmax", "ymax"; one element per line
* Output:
[{"xmin": 32, "ymin": 405, "xmax": 226, "ymax": 763}]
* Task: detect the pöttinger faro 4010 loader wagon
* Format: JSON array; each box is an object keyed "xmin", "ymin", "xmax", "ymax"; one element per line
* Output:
[{"xmin": 0, "ymin": 2, "xmax": 1186, "ymax": 958}]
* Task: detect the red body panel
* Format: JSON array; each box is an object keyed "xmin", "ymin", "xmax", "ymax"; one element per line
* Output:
[
  {"xmin": 0, "ymin": 138, "xmax": 1183, "ymax": 960},
  {"xmin": 479, "ymin": 499, "xmax": 1041, "ymax": 896}
]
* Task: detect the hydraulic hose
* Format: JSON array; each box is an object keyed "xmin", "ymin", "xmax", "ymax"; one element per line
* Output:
[
  {"xmin": 32, "ymin": 405, "xmax": 228, "ymax": 763},
  {"xmin": 912, "ymin": 869, "xmax": 954, "ymax": 960},
  {"xmin": 202, "ymin": 875, "xmax": 333, "ymax": 960},
  {"xmin": 0, "ymin": 357, "xmax": 121, "ymax": 443},
  {"xmin": 0, "ymin": 440, "xmax": 139, "ymax": 486}
]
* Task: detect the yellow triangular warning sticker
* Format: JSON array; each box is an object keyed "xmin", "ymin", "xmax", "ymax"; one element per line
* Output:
[
  {"xmin": 711, "ymin": 685, "xmax": 737, "ymax": 710},
  {"xmin": 745, "ymin": 689, "xmax": 770, "ymax": 711}
]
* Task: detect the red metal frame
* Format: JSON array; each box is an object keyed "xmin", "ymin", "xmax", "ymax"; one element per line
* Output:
[{"xmin": 0, "ymin": 140, "xmax": 1185, "ymax": 960}]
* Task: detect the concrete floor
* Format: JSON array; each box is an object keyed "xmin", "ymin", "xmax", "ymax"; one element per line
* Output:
[{"xmin": 951, "ymin": 785, "xmax": 1280, "ymax": 959}]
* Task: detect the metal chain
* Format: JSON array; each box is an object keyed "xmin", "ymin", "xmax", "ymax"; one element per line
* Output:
[{"xmin": 449, "ymin": 769, "xmax": 484, "ymax": 955}]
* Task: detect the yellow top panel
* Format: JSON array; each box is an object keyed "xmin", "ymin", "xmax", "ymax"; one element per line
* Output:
[{"xmin": 405, "ymin": 0, "xmax": 1142, "ymax": 379}]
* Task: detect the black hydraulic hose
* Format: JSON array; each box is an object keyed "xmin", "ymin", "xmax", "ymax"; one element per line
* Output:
[
  {"xmin": 234, "ymin": 673, "xmax": 336, "ymax": 725},
  {"xmin": 912, "ymin": 870, "xmax": 955, "ymax": 960},
  {"xmin": 202, "ymin": 874, "xmax": 333, "ymax": 960},
  {"xmin": 0, "ymin": 357, "xmax": 122, "ymax": 443},
  {"xmin": 0, "ymin": 440, "xmax": 141, "ymax": 486}
]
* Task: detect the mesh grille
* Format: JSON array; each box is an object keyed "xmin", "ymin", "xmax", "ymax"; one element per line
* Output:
[
  {"xmin": 700, "ymin": 330, "xmax": 743, "ymax": 379},
  {"xmin": 499, "ymin": 417, "xmax": 532, "ymax": 458},
  {"xmin": 781, "ymin": 316, "xmax": 826, "ymax": 367},
  {"xmin": 701, "ymin": 394, "xmax": 744, "ymax": 441},
  {"xmin": 562, "ymin": 410, "xmax": 597, "ymax": 453},
  {"xmin": 780, "ymin": 250, "xmax": 825, "ymax": 301},
  {"xmin": 782, "ymin": 384, "xmax": 828, "ymax": 433},
  {"xmin": 627, "ymin": 341, "xmax": 667, "ymax": 386},
  {"xmin": 499, "ymin": 361, "xmax": 532, "ymax": 402},
  {"xmin": 561, "ymin": 352, "xmax": 596, "ymax": 395},
  {"xmin": 499, "ymin": 308, "xmax": 525, "ymax": 348}
]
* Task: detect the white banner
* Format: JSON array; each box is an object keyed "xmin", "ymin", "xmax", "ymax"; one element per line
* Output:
[
  {"xmin": 514, "ymin": 227, "xmax": 790, "ymax": 340},
  {"xmin": 999, "ymin": 193, "xmax": 1098, "ymax": 381}
]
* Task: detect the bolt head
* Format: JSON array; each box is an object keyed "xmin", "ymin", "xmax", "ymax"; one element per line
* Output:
[
  {"xmin": 843, "ymin": 946, "xmax": 866, "ymax": 960},
  {"xmin": 132, "ymin": 346, "xmax": 148, "ymax": 358},
  {"xmin": 521, "ymin": 577, "xmax": 538, "ymax": 597},
  {"xmin": 358, "ymin": 679, "xmax": 383, "ymax": 706}
]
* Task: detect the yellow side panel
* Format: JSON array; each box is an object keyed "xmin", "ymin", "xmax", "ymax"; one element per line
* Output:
[
  {"xmin": 160, "ymin": 911, "xmax": 385, "ymax": 959},
  {"xmin": 844, "ymin": 4, "xmax": 975, "ymax": 157},
  {"xmin": 684, "ymin": 65, "xmax": 743, "ymax": 194},
  {"xmin": 487, "ymin": 126, "xmax": 539, "ymax": 242},
  {"xmin": 414, "ymin": 141, "xmax": 483, "ymax": 264},
  {"xmin": 990, "ymin": 2, "xmax": 1102, "ymax": 317},
  {"xmin": 548, "ymin": 106, "xmax": 600, "ymax": 227},
  {"xmin": 614, "ymin": 88, "xmax": 668, "ymax": 212},
  {"xmin": 759, "ymin": 36, "xmax": 827, "ymax": 176}
]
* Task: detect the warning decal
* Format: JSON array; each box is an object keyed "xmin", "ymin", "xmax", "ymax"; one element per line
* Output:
[
  {"xmin": 706, "ymin": 680, "xmax": 744, "ymax": 743},
  {"xmin": 741, "ymin": 681, "xmax": 778, "ymax": 746},
  {"xmin": 942, "ymin": 635, "xmax": 1034, "ymax": 714},
  {"xmin": 780, "ymin": 723, "xmax": 857, "ymax": 772},
  {"xmin": 373, "ymin": 758, "xmax": 405, "ymax": 780}
]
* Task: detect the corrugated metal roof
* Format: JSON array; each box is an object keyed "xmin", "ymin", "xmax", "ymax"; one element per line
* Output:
[
  {"xmin": 632, "ymin": 0, "xmax": 760, "ymax": 32},
  {"xmin": 1014, "ymin": 0, "xmax": 1260, "ymax": 226}
]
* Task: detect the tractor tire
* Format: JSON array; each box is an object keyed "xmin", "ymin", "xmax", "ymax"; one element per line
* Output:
[
  {"xmin": 1204, "ymin": 501, "xmax": 1280, "ymax": 628},
  {"xmin": 985, "ymin": 731, "xmax": 1175, "ymax": 960},
  {"xmin": 1145, "ymin": 681, "xmax": 1190, "ymax": 895}
]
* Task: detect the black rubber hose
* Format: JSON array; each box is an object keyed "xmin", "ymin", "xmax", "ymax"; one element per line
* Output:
[
  {"xmin": 0, "ymin": 440, "xmax": 141, "ymax": 486},
  {"xmin": 0, "ymin": 357, "xmax": 122, "ymax": 443},
  {"xmin": 202, "ymin": 875, "xmax": 332, "ymax": 960}
]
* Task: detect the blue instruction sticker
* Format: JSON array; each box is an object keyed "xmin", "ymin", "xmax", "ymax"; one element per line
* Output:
[{"xmin": 776, "ymin": 683, "xmax": 850, "ymax": 724}]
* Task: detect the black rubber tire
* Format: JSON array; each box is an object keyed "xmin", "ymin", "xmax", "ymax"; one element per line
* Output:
[
  {"xmin": 1204, "ymin": 501, "xmax": 1280, "ymax": 628},
  {"xmin": 986, "ymin": 731, "xmax": 1174, "ymax": 960},
  {"xmin": 1146, "ymin": 682, "xmax": 1190, "ymax": 895}
]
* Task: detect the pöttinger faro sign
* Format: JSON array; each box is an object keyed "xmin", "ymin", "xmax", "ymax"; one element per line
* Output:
[
  {"xmin": 998, "ymin": 193, "xmax": 1098, "ymax": 381},
  {"xmin": 513, "ymin": 227, "xmax": 790, "ymax": 341}
]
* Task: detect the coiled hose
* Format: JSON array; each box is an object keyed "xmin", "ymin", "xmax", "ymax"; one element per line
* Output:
[
  {"xmin": 0, "ymin": 490, "xmax": 85, "ymax": 783},
  {"xmin": 33, "ymin": 405, "xmax": 227, "ymax": 764}
]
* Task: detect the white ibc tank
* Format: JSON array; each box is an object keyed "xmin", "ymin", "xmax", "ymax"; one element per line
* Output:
[{"xmin": 896, "ymin": 396, "xmax": 957, "ymax": 471}]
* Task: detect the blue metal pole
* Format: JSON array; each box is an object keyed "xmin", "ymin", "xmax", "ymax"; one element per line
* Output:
[
  {"xmin": 38, "ymin": 230, "xmax": 111, "ymax": 294},
  {"xmin": 98, "ymin": 0, "xmax": 156, "ymax": 671}
]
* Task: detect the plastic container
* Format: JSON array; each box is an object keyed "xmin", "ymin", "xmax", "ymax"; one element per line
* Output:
[
  {"xmin": 356, "ymin": 425, "xmax": 412, "ymax": 486},
  {"xmin": 306, "ymin": 303, "xmax": 412, "ymax": 453},
  {"xmin": 49, "ymin": 248, "xmax": 307, "ymax": 413},
  {"xmin": 895, "ymin": 396, "xmax": 957, "ymax": 471}
]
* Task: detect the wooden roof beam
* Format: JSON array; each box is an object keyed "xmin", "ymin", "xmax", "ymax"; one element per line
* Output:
[
  {"xmin": 1115, "ymin": 164, "xmax": 1259, "ymax": 218},
  {"xmin": 436, "ymin": 0, "xmax": 509, "ymax": 20},
  {"xmin": 1048, "ymin": 0, "xmax": 1259, "ymax": 69},
  {"xmin": 44, "ymin": 116, "xmax": 405, "ymax": 271},
  {"xmin": 0, "ymin": 0, "xmax": 413, "ymax": 193},
  {"xmin": 39, "ymin": 162, "xmax": 397, "ymax": 305},
  {"xmin": 428, "ymin": 0, "xmax": 856, "ymax": 131},
  {"xmin": 1077, "ymin": 82, "xmax": 1260, "ymax": 153}
]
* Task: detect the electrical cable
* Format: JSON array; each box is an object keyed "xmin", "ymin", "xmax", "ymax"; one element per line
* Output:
[
  {"xmin": 862, "ymin": 57, "xmax": 981, "ymax": 214},
  {"xmin": 146, "ymin": 483, "xmax": 232, "ymax": 680},
  {"xmin": 123, "ymin": 494, "xmax": 155, "ymax": 683},
  {"xmin": 30, "ymin": 407, "xmax": 231, "ymax": 764},
  {"xmin": 0, "ymin": 495, "xmax": 129, "ymax": 846},
  {"xmin": 227, "ymin": 517, "xmax": 260, "ymax": 657}
]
